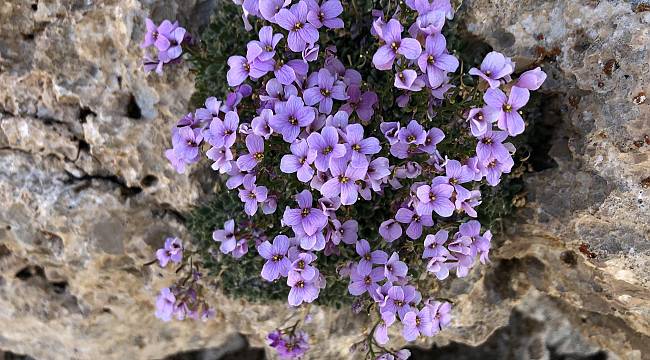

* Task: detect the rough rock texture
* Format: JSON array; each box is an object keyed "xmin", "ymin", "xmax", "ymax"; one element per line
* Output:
[{"xmin": 0, "ymin": 0, "xmax": 648, "ymax": 359}]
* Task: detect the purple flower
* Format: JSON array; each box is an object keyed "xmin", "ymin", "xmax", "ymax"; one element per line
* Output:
[
  {"xmin": 232, "ymin": 239, "xmax": 249, "ymax": 258},
  {"xmin": 398, "ymin": 120, "xmax": 427, "ymax": 145},
  {"xmin": 172, "ymin": 126, "xmax": 203, "ymax": 161},
  {"xmin": 164, "ymin": 26, "xmax": 187, "ymax": 60},
  {"xmin": 426, "ymin": 300, "xmax": 452, "ymax": 333},
  {"xmin": 395, "ymin": 207, "xmax": 434, "ymax": 239},
  {"xmin": 373, "ymin": 19, "xmax": 422, "ymax": 70},
  {"xmin": 142, "ymin": 19, "xmax": 176, "ymax": 51},
  {"xmin": 339, "ymin": 85, "xmax": 378, "ymax": 121},
  {"xmin": 206, "ymin": 146, "xmax": 233, "ymax": 173},
  {"xmin": 252, "ymin": 108, "xmax": 274, "ymax": 139},
  {"xmin": 293, "ymin": 225, "xmax": 326, "ymax": 251},
  {"xmin": 423, "ymin": 230, "xmax": 449, "ymax": 259},
  {"xmin": 380, "ymin": 122, "xmax": 401, "ymax": 145},
  {"xmin": 320, "ymin": 158, "xmax": 367, "ymax": 205},
  {"xmin": 415, "ymin": 180, "xmax": 455, "ymax": 217},
  {"xmin": 330, "ymin": 219, "xmax": 358, "ymax": 244},
  {"xmin": 419, "ymin": 127, "xmax": 445, "ymax": 153},
  {"xmin": 325, "ymin": 110, "xmax": 349, "ymax": 130},
  {"xmin": 415, "ymin": 9, "xmax": 446, "ymax": 35},
  {"xmin": 280, "ymin": 139, "xmax": 317, "ymax": 182},
  {"xmin": 476, "ymin": 128, "xmax": 509, "ymax": 162},
  {"xmin": 155, "ymin": 287, "xmax": 176, "ymax": 322},
  {"xmin": 270, "ymin": 95, "xmax": 315, "ymax": 142},
  {"xmin": 290, "ymin": 252, "xmax": 318, "ymax": 280},
  {"xmin": 394, "ymin": 69, "xmax": 425, "ymax": 91},
  {"xmin": 445, "ymin": 160, "xmax": 474, "ymax": 199},
  {"xmin": 283, "ymin": 190, "xmax": 328, "ymax": 237},
  {"xmin": 306, "ymin": 0, "xmax": 344, "ymax": 29},
  {"xmin": 366, "ymin": 157, "xmax": 390, "ymax": 191},
  {"xmin": 195, "ymin": 97, "xmax": 221, "ymax": 121},
  {"xmin": 468, "ymin": 51, "xmax": 514, "ymax": 89},
  {"xmin": 156, "ymin": 237, "xmax": 183, "ymax": 267},
  {"xmin": 458, "ymin": 220, "xmax": 491, "ymax": 263},
  {"xmin": 348, "ymin": 265, "xmax": 384, "ymax": 296},
  {"xmin": 459, "ymin": 189, "xmax": 481, "ymax": 217},
  {"xmin": 262, "ymin": 195, "xmax": 279, "ymax": 215},
  {"xmin": 212, "ymin": 219, "xmax": 236, "ymax": 254},
  {"xmin": 380, "ymin": 284, "xmax": 411, "ymax": 317},
  {"xmin": 426, "ymin": 255, "xmax": 451, "ymax": 280},
  {"xmin": 275, "ymin": 1, "xmax": 320, "ymax": 52},
  {"xmin": 417, "ymin": 33, "xmax": 459, "ymax": 88},
  {"xmin": 143, "ymin": 52, "xmax": 164, "ymax": 75},
  {"xmin": 251, "ymin": 26, "xmax": 283, "ymax": 61},
  {"xmin": 307, "ymin": 125, "xmax": 347, "ymax": 172},
  {"xmin": 272, "ymin": 59, "xmax": 299, "ymax": 85},
  {"xmin": 516, "ymin": 67, "xmax": 547, "ymax": 90},
  {"xmin": 275, "ymin": 331, "xmax": 310, "ymax": 358},
  {"xmin": 226, "ymin": 43, "xmax": 274, "ymax": 86},
  {"xmin": 344, "ymin": 124, "xmax": 381, "ymax": 167},
  {"xmin": 206, "ymin": 111, "xmax": 239, "ymax": 148},
  {"xmin": 384, "ymin": 252, "xmax": 408, "ymax": 283},
  {"xmin": 303, "ymin": 68, "xmax": 347, "ymax": 114},
  {"xmin": 466, "ymin": 108, "xmax": 493, "ymax": 137},
  {"xmin": 165, "ymin": 148, "xmax": 191, "ymax": 174},
  {"xmin": 484, "ymin": 86, "xmax": 530, "ymax": 136},
  {"xmin": 238, "ymin": 176, "xmax": 268, "ymax": 215},
  {"xmin": 355, "ymin": 239, "xmax": 389, "ymax": 275},
  {"xmin": 243, "ymin": 0, "xmax": 261, "ymax": 16},
  {"xmin": 402, "ymin": 308, "xmax": 434, "ymax": 341},
  {"xmin": 287, "ymin": 270, "xmax": 320, "ymax": 305},
  {"xmin": 303, "ymin": 44, "xmax": 320, "ymax": 62},
  {"xmin": 379, "ymin": 219, "xmax": 403, "ymax": 242},
  {"xmin": 236, "ymin": 134, "xmax": 265, "ymax": 171},
  {"xmin": 374, "ymin": 311, "xmax": 396, "ymax": 345},
  {"xmin": 258, "ymin": 235, "xmax": 292, "ymax": 281},
  {"xmin": 259, "ymin": 0, "xmax": 287, "ymax": 22},
  {"xmin": 479, "ymin": 154, "xmax": 514, "ymax": 186}
]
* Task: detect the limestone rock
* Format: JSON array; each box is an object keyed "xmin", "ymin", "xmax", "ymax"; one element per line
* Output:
[{"xmin": 0, "ymin": 0, "xmax": 648, "ymax": 359}]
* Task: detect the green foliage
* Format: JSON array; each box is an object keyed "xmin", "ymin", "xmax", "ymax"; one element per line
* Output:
[{"xmin": 184, "ymin": 0, "xmax": 540, "ymax": 308}]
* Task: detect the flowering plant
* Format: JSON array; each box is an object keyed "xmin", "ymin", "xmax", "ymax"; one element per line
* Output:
[{"xmin": 142, "ymin": 0, "xmax": 546, "ymax": 358}]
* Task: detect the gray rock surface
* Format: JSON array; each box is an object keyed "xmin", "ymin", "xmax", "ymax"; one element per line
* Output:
[{"xmin": 0, "ymin": 0, "xmax": 648, "ymax": 359}]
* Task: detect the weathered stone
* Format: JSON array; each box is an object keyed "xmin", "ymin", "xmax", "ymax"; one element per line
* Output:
[{"xmin": 0, "ymin": 0, "xmax": 648, "ymax": 359}]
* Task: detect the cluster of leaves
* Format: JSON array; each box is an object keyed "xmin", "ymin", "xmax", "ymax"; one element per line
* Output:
[{"xmin": 185, "ymin": 0, "xmax": 540, "ymax": 307}]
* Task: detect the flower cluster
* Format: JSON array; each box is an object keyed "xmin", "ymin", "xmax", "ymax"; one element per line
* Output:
[
  {"xmin": 153, "ymin": 238, "xmax": 214, "ymax": 322},
  {"xmin": 141, "ymin": 19, "xmax": 189, "ymax": 74},
  {"xmin": 267, "ymin": 329, "xmax": 310, "ymax": 358},
  {"xmin": 145, "ymin": 0, "xmax": 546, "ymax": 357}
]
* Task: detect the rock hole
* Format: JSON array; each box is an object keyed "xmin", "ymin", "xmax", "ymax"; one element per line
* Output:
[
  {"xmin": 162, "ymin": 333, "xmax": 264, "ymax": 360},
  {"xmin": 50, "ymin": 281, "xmax": 68, "ymax": 294},
  {"xmin": 126, "ymin": 94, "xmax": 142, "ymax": 119},
  {"xmin": 120, "ymin": 186, "xmax": 143, "ymax": 198},
  {"xmin": 0, "ymin": 244, "xmax": 11, "ymax": 258},
  {"xmin": 141, "ymin": 174, "xmax": 158, "ymax": 187},
  {"xmin": 523, "ymin": 93, "xmax": 562, "ymax": 171},
  {"xmin": 560, "ymin": 250, "xmax": 578, "ymax": 266},
  {"xmin": 15, "ymin": 265, "xmax": 45, "ymax": 281},
  {"xmin": 78, "ymin": 139, "xmax": 90, "ymax": 153},
  {"xmin": 78, "ymin": 107, "xmax": 96, "ymax": 124},
  {"xmin": 31, "ymin": 3, "xmax": 38, "ymax": 11}
]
